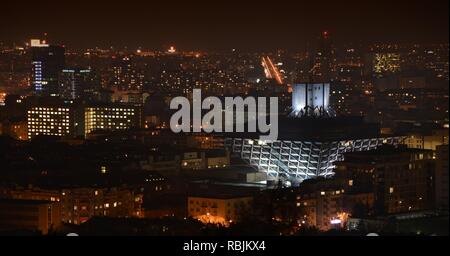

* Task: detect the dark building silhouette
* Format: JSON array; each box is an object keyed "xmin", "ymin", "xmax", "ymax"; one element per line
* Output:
[{"xmin": 31, "ymin": 41, "xmax": 65, "ymax": 96}]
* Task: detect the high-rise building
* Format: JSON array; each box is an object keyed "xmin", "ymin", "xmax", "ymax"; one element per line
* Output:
[
  {"xmin": 311, "ymin": 31, "xmax": 335, "ymax": 82},
  {"xmin": 110, "ymin": 56, "xmax": 144, "ymax": 92},
  {"xmin": 59, "ymin": 68, "xmax": 100, "ymax": 100},
  {"xmin": 30, "ymin": 40, "xmax": 65, "ymax": 96}
]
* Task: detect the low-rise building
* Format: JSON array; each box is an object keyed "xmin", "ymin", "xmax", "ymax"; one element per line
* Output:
[
  {"xmin": 188, "ymin": 194, "xmax": 253, "ymax": 226},
  {"xmin": 435, "ymin": 144, "xmax": 449, "ymax": 213},
  {"xmin": 0, "ymin": 199, "xmax": 61, "ymax": 235}
]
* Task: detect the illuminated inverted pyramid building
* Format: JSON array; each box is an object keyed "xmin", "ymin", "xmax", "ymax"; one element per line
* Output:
[{"xmin": 225, "ymin": 83, "xmax": 404, "ymax": 185}]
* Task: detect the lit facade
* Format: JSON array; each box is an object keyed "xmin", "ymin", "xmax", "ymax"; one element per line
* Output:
[
  {"xmin": 291, "ymin": 83, "xmax": 332, "ymax": 117},
  {"xmin": 227, "ymin": 83, "xmax": 404, "ymax": 184},
  {"xmin": 373, "ymin": 53, "xmax": 401, "ymax": 74},
  {"xmin": 404, "ymin": 129, "xmax": 449, "ymax": 151},
  {"xmin": 27, "ymin": 106, "xmax": 74, "ymax": 139},
  {"xmin": 225, "ymin": 136, "xmax": 404, "ymax": 184},
  {"xmin": 60, "ymin": 187, "xmax": 143, "ymax": 225},
  {"xmin": 188, "ymin": 196, "xmax": 253, "ymax": 226},
  {"xmin": 84, "ymin": 106, "xmax": 141, "ymax": 136}
]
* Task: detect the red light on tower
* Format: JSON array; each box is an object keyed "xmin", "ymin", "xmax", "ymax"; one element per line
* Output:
[{"xmin": 323, "ymin": 31, "xmax": 329, "ymax": 39}]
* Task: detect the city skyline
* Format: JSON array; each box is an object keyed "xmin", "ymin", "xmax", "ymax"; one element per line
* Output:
[
  {"xmin": 0, "ymin": 0, "xmax": 448, "ymax": 239},
  {"xmin": 1, "ymin": 0, "xmax": 449, "ymax": 50}
]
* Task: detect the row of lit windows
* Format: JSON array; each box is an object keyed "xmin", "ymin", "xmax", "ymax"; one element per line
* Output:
[
  {"xmin": 28, "ymin": 118, "xmax": 70, "ymax": 123},
  {"xmin": 86, "ymin": 108, "xmax": 135, "ymax": 112},
  {"xmin": 29, "ymin": 127, "xmax": 69, "ymax": 131},
  {"xmin": 72, "ymin": 202, "xmax": 122, "ymax": 211},
  {"xmin": 29, "ymin": 125, "xmax": 69, "ymax": 130},
  {"xmin": 28, "ymin": 111, "xmax": 69, "ymax": 115},
  {"xmin": 86, "ymin": 112, "xmax": 135, "ymax": 116},
  {"xmin": 29, "ymin": 121, "xmax": 69, "ymax": 125},
  {"xmin": 30, "ymin": 108, "xmax": 69, "ymax": 112},
  {"xmin": 87, "ymin": 116, "xmax": 133, "ymax": 120},
  {"xmin": 28, "ymin": 132, "xmax": 66, "ymax": 136}
]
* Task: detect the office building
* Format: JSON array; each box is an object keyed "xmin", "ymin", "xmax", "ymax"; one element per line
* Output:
[
  {"xmin": 31, "ymin": 39, "xmax": 65, "ymax": 96},
  {"xmin": 59, "ymin": 67, "xmax": 99, "ymax": 100},
  {"xmin": 84, "ymin": 104, "xmax": 142, "ymax": 136},
  {"xmin": 311, "ymin": 31, "xmax": 336, "ymax": 82},
  {"xmin": 110, "ymin": 56, "xmax": 144, "ymax": 92},
  {"xmin": 27, "ymin": 105, "xmax": 76, "ymax": 139}
]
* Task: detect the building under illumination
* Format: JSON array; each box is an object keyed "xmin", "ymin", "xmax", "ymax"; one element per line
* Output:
[
  {"xmin": 27, "ymin": 105, "xmax": 75, "ymax": 139},
  {"xmin": 226, "ymin": 83, "xmax": 404, "ymax": 185},
  {"xmin": 290, "ymin": 83, "xmax": 332, "ymax": 117},
  {"xmin": 226, "ymin": 119, "xmax": 403, "ymax": 185},
  {"xmin": 84, "ymin": 105, "xmax": 142, "ymax": 136},
  {"xmin": 188, "ymin": 195, "xmax": 252, "ymax": 226},
  {"xmin": 26, "ymin": 102, "xmax": 143, "ymax": 139}
]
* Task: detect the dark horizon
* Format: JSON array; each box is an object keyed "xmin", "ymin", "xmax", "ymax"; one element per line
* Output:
[{"xmin": 1, "ymin": 0, "xmax": 449, "ymax": 51}]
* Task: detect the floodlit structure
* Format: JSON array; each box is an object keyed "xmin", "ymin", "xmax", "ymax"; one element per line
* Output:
[
  {"xmin": 226, "ymin": 82, "xmax": 404, "ymax": 185},
  {"xmin": 226, "ymin": 134, "xmax": 403, "ymax": 184},
  {"xmin": 290, "ymin": 83, "xmax": 333, "ymax": 117}
]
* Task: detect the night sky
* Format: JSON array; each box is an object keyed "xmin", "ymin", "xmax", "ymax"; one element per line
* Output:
[{"xmin": 1, "ymin": 0, "xmax": 448, "ymax": 50}]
